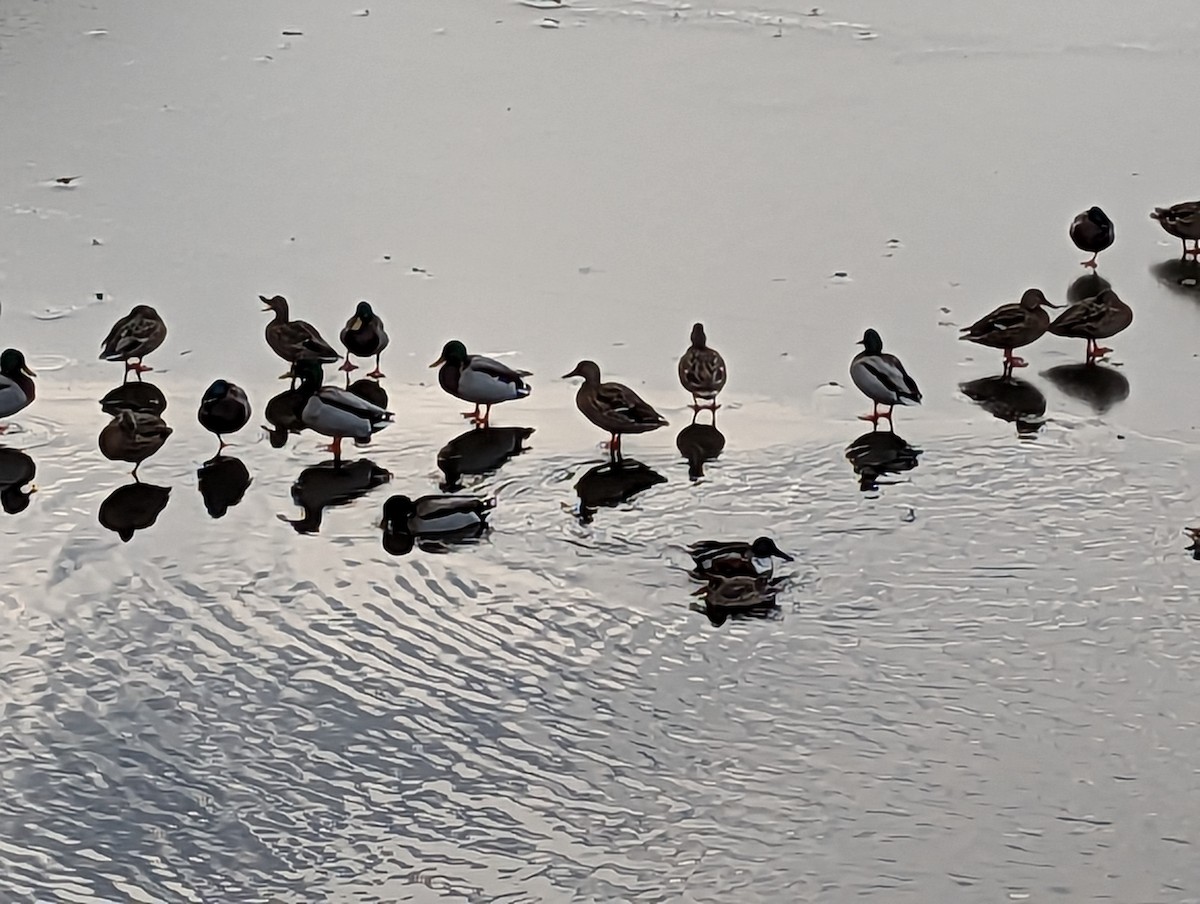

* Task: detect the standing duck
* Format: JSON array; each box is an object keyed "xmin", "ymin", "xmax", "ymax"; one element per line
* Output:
[
  {"xmin": 1070, "ymin": 206, "xmax": 1114, "ymax": 269},
  {"xmin": 339, "ymin": 300, "xmax": 389, "ymax": 378},
  {"xmin": 99, "ymin": 305, "xmax": 167, "ymax": 379},
  {"xmin": 197, "ymin": 380, "xmax": 252, "ymax": 453},
  {"xmin": 959, "ymin": 289, "xmax": 1061, "ymax": 377},
  {"xmin": 260, "ymin": 295, "xmax": 339, "ymax": 376},
  {"xmin": 0, "ymin": 349, "xmax": 36, "ymax": 432},
  {"xmin": 678, "ymin": 322, "xmax": 727, "ymax": 411},
  {"xmin": 849, "ymin": 329, "xmax": 921, "ymax": 427},
  {"xmin": 1151, "ymin": 202, "xmax": 1200, "ymax": 259},
  {"xmin": 563, "ymin": 359, "xmax": 668, "ymax": 454},
  {"xmin": 99, "ymin": 410, "xmax": 173, "ymax": 477},
  {"xmin": 1048, "ymin": 288, "xmax": 1133, "ymax": 362},
  {"xmin": 431, "ymin": 340, "xmax": 531, "ymax": 426},
  {"xmin": 295, "ymin": 361, "xmax": 393, "ymax": 464}
]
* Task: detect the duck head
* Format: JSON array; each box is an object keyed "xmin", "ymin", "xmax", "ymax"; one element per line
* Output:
[
  {"xmin": 350, "ymin": 300, "xmax": 375, "ymax": 331},
  {"xmin": 1086, "ymin": 206, "xmax": 1112, "ymax": 228},
  {"xmin": 430, "ymin": 340, "xmax": 467, "ymax": 368},
  {"xmin": 1019, "ymin": 288, "xmax": 1062, "ymax": 310},
  {"xmin": 201, "ymin": 379, "xmax": 231, "ymax": 405},
  {"xmin": 0, "ymin": 349, "xmax": 35, "ymax": 379},
  {"xmin": 380, "ymin": 494, "xmax": 416, "ymax": 528},
  {"xmin": 856, "ymin": 329, "xmax": 884, "ymax": 354},
  {"xmin": 562, "ymin": 360, "xmax": 602, "ymax": 383},
  {"xmin": 260, "ymin": 295, "xmax": 289, "ymax": 315},
  {"xmin": 750, "ymin": 536, "xmax": 793, "ymax": 561},
  {"xmin": 690, "ymin": 323, "xmax": 708, "ymax": 349}
]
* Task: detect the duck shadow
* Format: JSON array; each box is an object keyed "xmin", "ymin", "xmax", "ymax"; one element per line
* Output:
[
  {"xmin": 197, "ymin": 454, "xmax": 253, "ymax": 518},
  {"xmin": 1067, "ymin": 272, "xmax": 1112, "ymax": 303},
  {"xmin": 1041, "ymin": 363, "xmax": 1129, "ymax": 414},
  {"xmin": 959, "ymin": 375, "xmax": 1046, "ymax": 435},
  {"xmin": 99, "ymin": 380, "xmax": 168, "ymax": 417},
  {"xmin": 574, "ymin": 457, "xmax": 667, "ymax": 524},
  {"xmin": 676, "ymin": 417, "xmax": 726, "ymax": 480},
  {"xmin": 285, "ymin": 458, "xmax": 391, "ymax": 534},
  {"xmin": 436, "ymin": 425, "xmax": 535, "ymax": 492},
  {"xmin": 98, "ymin": 482, "xmax": 171, "ymax": 542},
  {"xmin": 1150, "ymin": 258, "xmax": 1200, "ymax": 298},
  {"xmin": 845, "ymin": 430, "xmax": 921, "ymax": 492},
  {"xmin": 0, "ymin": 447, "xmax": 36, "ymax": 514}
]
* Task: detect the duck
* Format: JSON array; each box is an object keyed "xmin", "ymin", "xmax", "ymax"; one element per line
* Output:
[
  {"xmin": 99, "ymin": 305, "xmax": 166, "ymax": 379},
  {"xmin": 380, "ymin": 493, "xmax": 495, "ymax": 537},
  {"xmin": 1069, "ymin": 206, "xmax": 1114, "ymax": 269},
  {"xmin": 294, "ymin": 361, "xmax": 393, "ymax": 463},
  {"xmin": 958, "ymin": 289, "xmax": 1061, "ymax": 376},
  {"xmin": 849, "ymin": 329, "xmax": 921, "ymax": 427},
  {"xmin": 562, "ymin": 359, "xmax": 668, "ymax": 454},
  {"xmin": 197, "ymin": 379, "xmax": 252, "ymax": 452},
  {"xmin": 678, "ymin": 322, "xmax": 727, "ymax": 411},
  {"xmin": 0, "ymin": 349, "xmax": 36, "ymax": 432},
  {"xmin": 339, "ymin": 300, "xmax": 389, "ymax": 378},
  {"xmin": 260, "ymin": 295, "xmax": 339, "ymax": 375},
  {"xmin": 693, "ymin": 575, "xmax": 778, "ymax": 612},
  {"xmin": 98, "ymin": 409, "xmax": 173, "ymax": 476},
  {"xmin": 431, "ymin": 340, "xmax": 531, "ymax": 426},
  {"xmin": 1047, "ymin": 288, "xmax": 1133, "ymax": 362},
  {"xmin": 687, "ymin": 536, "xmax": 793, "ymax": 581},
  {"xmin": 1151, "ymin": 202, "xmax": 1200, "ymax": 259}
]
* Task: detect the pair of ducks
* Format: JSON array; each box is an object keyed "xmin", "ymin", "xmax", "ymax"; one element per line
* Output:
[
  {"xmin": 1070, "ymin": 200, "xmax": 1200, "ymax": 268},
  {"xmin": 261, "ymin": 295, "xmax": 389, "ymax": 378}
]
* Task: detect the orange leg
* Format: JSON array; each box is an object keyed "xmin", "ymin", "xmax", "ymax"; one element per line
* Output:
[{"xmin": 365, "ymin": 354, "xmax": 385, "ymax": 380}]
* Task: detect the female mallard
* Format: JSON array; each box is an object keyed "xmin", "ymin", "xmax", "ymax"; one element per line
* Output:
[
  {"xmin": 260, "ymin": 295, "xmax": 339, "ymax": 373},
  {"xmin": 1070, "ymin": 207, "xmax": 1114, "ymax": 269},
  {"xmin": 197, "ymin": 379, "xmax": 252, "ymax": 452},
  {"xmin": 1151, "ymin": 202, "xmax": 1200, "ymax": 258},
  {"xmin": 430, "ymin": 340, "xmax": 531, "ymax": 426},
  {"xmin": 694, "ymin": 575, "xmax": 778, "ymax": 612},
  {"xmin": 849, "ymin": 329, "xmax": 921, "ymax": 427},
  {"xmin": 687, "ymin": 536, "xmax": 793, "ymax": 581},
  {"xmin": 678, "ymin": 322, "xmax": 727, "ymax": 411},
  {"xmin": 563, "ymin": 359, "xmax": 667, "ymax": 454},
  {"xmin": 0, "ymin": 349, "xmax": 36, "ymax": 432},
  {"xmin": 1048, "ymin": 288, "xmax": 1133, "ymax": 362},
  {"xmin": 959, "ymin": 288, "xmax": 1061, "ymax": 376},
  {"xmin": 339, "ymin": 300, "xmax": 389, "ymax": 378},
  {"xmin": 99, "ymin": 305, "xmax": 166, "ymax": 379},
  {"xmin": 295, "ymin": 360, "xmax": 393, "ymax": 463},
  {"xmin": 99, "ymin": 409, "xmax": 173, "ymax": 476}
]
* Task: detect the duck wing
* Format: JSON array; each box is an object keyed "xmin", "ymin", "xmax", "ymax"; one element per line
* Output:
[
  {"xmin": 100, "ymin": 313, "xmax": 163, "ymax": 359},
  {"xmin": 315, "ymin": 386, "xmax": 392, "ymax": 420},
  {"xmin": 959, "ymin": 303, "xmax": 1027, "ymax": 341},
  {"xmin": 679, "ymin": 348, "xmax": 727, "ymax": 395},
  {"xmin": 466, "ymin": 355, "xmax": 532, "ymax": 383},
  {"xmin": 281, "ymin": 321, "xmax": 339, "ymax": 360},
  {"xmin": 596, "ymin": 381, "xmax": 668, "ymax": 428}
]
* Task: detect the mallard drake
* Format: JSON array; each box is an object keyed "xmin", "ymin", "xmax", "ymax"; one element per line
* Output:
[
  {"xmin": 687, "ymin": 536, "xmax": 793, "ymax": 581},
  {"xmin": 1151, "ymin": 202, "xmax": 1200, "ymax": 258},
  {"xmin": 431, "ymin": 340, "xmax": 531, "ymax": 426},
  {"xmin": 295, "ymin": 361, "xmax": 393, "ymax": 463},
  {"xmin": 678, "ymin": 322, "xmax": 727, "ymax": 411},
  {"xmin": 339, "ymin": 300, "xmax": 389, "ymax": 378},
  {"xmin": 260, "ymin": 295, "xmax": 339, "ymax": 373},
  {"xmin": 99, "ymin": 305, "xmax": 167, "ymax": 379},
  {"xmin": 849, "ymin": 329, "xmax": 921, "ymax": 427},
  {"xmin": 98, "ymin": 409, "xmax": 173, "ymax": 476},
  {"xmin": 381, "ymin": 493, "xmax": 494, "ymax": 536},
  {"xmin": 1047, "ymin": 288, "xmax": 1133, "ymax": 362},
  {"xmin": 958, "ymin": 289, "xmax": 1060, "ymax": 376},
  {"xmin": 562, "ymin": 359, "xmax": 668, "ymax": 454},
  {"xmin": 1070, "ymin": 207, "xmax": 1114, "ymax": 268},
  {"xmin": 693, "ymin": 575, "xmax": 778, "ymax": 612},
  {"xmin": 197, "ymin": 380, "xmax": 251, "ymax": 452},
  {"xmin": 0, "ymin": 349, "xmax": 36, "ymax": 431}
]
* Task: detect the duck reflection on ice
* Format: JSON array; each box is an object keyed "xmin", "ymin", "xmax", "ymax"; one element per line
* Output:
[
  {"xmin": 379, "ymin": 493, "xmax": 494, "ymax": 556},
  {"xmin": 1066, "ymin": 272, "xmax": 1112, "ymax": 304},
  {"xmin": 676, "ymin": 416, "xmax": 725, "ymax": 480},
  {"xmin": 99, "ymin": 380, "xmax": 167, "ymax": 418},
  {"xmin": 1041, "ymin": 363, "xmax": 1129, "ymax": 414},
  {"xmin": 573, "ymin": 457, "xmax": 666, "ymax": 524},
  {"xmin": 845, "ymin": 429, "xmax": 921, "ymax": 492},
  {"xmin": 197, "ymin": 455, "xmax": 252, "ymax": 518},
  {"xmin": 0, "ymin": 447, "xmax": 36, "ymax": 514},
  {"xmin": 98, "ymin": 482, "xmax": 171, "ymax": 542},
  {"xmin": 436, "ymin": 425, "xmax": 534, "ymax": 492},
  {"xmin": 691, "ymin": 575, "xmax": 780, "ymax": 627},
  {"xmin": 285, "ymin": 458, "xmax": 391, "ymax": 534},
  {"xmin": 959, "ymin": 375, "xmax": 1046, "ymax": 435},
  {"xmin": 1150, "ymin": 258, "xmax": 1200, "ymax": 297}
]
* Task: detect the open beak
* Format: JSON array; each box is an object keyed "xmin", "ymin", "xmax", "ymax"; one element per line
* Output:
[
  {"xmin": 429, "ymin": 356, "xmax": 445, "ymax": 368},
  {"xmin": 22, "ymin": 366, "xmax": 36, "ymax": 377},
  {"xmin": 259, "ymin": 294, "xmax": 272, "ymax": 311}
]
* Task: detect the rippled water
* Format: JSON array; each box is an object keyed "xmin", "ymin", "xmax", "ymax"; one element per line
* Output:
[{"xmin": 3, "ymin": 1, "xmax": 1200, "ymax": 901}]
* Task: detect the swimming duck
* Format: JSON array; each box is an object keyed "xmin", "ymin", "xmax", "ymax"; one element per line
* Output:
[
  {"xmin": 380, "ymin": 493, "xmax": 494, "ymax": 537},
  {"xmin": 431, "ymin": 340, "xmax": 531, "ymax": 426},
  {"xmin": 687, "ymin": 536, "xmax": 793, "ymax": 581},
  {"xmin": 562, "ymin": 359, "xmax": 668, "ymax": 454},
  {"xmin": 958, "ymin": 289, "xmax": 1060, "ymax": 377},
  {"xmin": 339, "ymin": 300, "xmax": 389, "ymax": 378},
  {"xmin": 98, "ymin": 409, "xmax": 173, "ymax": 476},
  {"xmin": 260, "ymin": 295, "xmax": 339, "ymax": 374},
  {"xmin": 678, "ymin": 322, "xmax": 727, "ymax": 411},
  {"xmin": 0, "ymin": 349, "xmax": 36, "ymax": 431},
  {"xmin": 1069, "ymin": 207, "xmax": 1114, "ymax": 269},
  {"xmin": 295, "ymin": 361, "xmax": 393, "ymax": 463},
  {"xmin": 693, "ymin": 575, "xmax": 778, "ymax": 612},
  {"xmin": 1151, "ymin": 202, "xmax": 1200, "ymax": 258},
  {"xmin": 1047, "ymin": 288, "xmax": 1133, "ymax": 362},
  {"xmin": 849, "ymin": 329, "xmax": 921, "ymax": 427},
  {"xmin": 99, "ymin": 305, "xmax": 166, "ymax": 379},
  {"xmin": 197, "ymin": 380, "xmax": 252, "ymax": 452}
]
